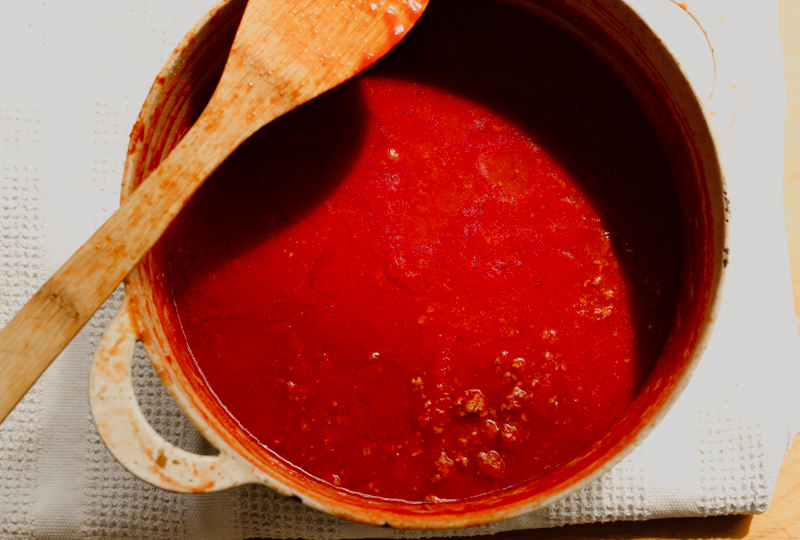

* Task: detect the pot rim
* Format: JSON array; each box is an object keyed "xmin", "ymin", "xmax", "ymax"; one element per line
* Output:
[{"xmin": 117, "ymin": 0, "xmax": 729, "ymax": 529}]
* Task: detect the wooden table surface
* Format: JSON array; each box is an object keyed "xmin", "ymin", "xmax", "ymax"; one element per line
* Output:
[{"xmin": 487, "ymin": 1, "xmax": 800, "ymax": 538}]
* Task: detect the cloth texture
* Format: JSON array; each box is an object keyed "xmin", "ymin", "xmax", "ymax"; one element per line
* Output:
[{"xmin": 0, "ymin": 0, "xmax": 798, "ymax": 538}]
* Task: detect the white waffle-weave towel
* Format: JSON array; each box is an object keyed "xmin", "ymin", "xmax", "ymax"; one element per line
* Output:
[{"xmin": 1, "ymin": 0, "xmax": 799, "ymax": 538}]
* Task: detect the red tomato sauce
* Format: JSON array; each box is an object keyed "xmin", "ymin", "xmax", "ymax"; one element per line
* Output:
[{"xmin": 167, "ymin": 0, "xmax": 681, "ymax": 502}]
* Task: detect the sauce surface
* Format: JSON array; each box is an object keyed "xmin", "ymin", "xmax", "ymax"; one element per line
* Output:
[{"xmin": 167, "ymin": 0, "xmax": 681, "ymax": 502}]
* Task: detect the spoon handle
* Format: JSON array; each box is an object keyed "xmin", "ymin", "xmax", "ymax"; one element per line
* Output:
[
  {"xmin": 0, "ymin": 97, "xmax": 262, "ymax": 424},
  {"xmin": 0, "ymin": 0, "xmax": 429, "ymax": 426}
]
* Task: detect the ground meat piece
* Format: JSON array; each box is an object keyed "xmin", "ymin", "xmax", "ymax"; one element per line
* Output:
[
  {"xmin": 477, "ymin": 450, "xmax": 506, "ymax": 478},
  {"xmin": 501, "ymin": 423, "xmax": 520, "ymax": 447},
  {"xmin": 457, "ymin": 389, "xmax": 486, "ymax": 416},
  {"xmin": 435, "ymin": 451, "xmax": 454, "ymax": 478},
  {"xmin": 483, "ymin": 419, "xmax": 499, "ymax": 440}
]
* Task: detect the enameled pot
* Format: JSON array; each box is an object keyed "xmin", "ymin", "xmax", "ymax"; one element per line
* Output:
[{"xmin": 90, "ymin": 0, "xmax": 733, "ymax": 528}]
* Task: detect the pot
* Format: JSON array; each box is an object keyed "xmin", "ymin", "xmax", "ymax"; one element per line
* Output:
[{"xmin": 89, "ymin": 0, "xmax": 733, "ymax": 529}]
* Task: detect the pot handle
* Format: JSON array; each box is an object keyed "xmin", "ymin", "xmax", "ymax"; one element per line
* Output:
[
  {"xmin": 665, "ymin": 0, "xmax": 754, "ymax": 141},
  {"xmin": 89, "ymin": 296, "xmax": 260, "ymax": 493}
]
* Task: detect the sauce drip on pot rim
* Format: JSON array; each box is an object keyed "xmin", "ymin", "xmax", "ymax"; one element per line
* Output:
[{"xmin": 166, "ymin": 0, "xmax": 682, "ymax": 503}]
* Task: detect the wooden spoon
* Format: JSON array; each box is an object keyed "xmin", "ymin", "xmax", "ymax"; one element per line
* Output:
[{"xmin": 0, "ymin": 0, "xmax": 428, "ymax": 424}]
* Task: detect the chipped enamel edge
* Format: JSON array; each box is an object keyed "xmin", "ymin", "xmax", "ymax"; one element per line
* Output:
[{"xmin": 88, "ymin": 296, "xmax": 261, "ymax": 493}]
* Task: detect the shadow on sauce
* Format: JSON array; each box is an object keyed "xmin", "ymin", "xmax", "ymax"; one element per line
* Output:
[{"xmin": 172, "ymin": 79, "xmax": 370, "ymax": 276}]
